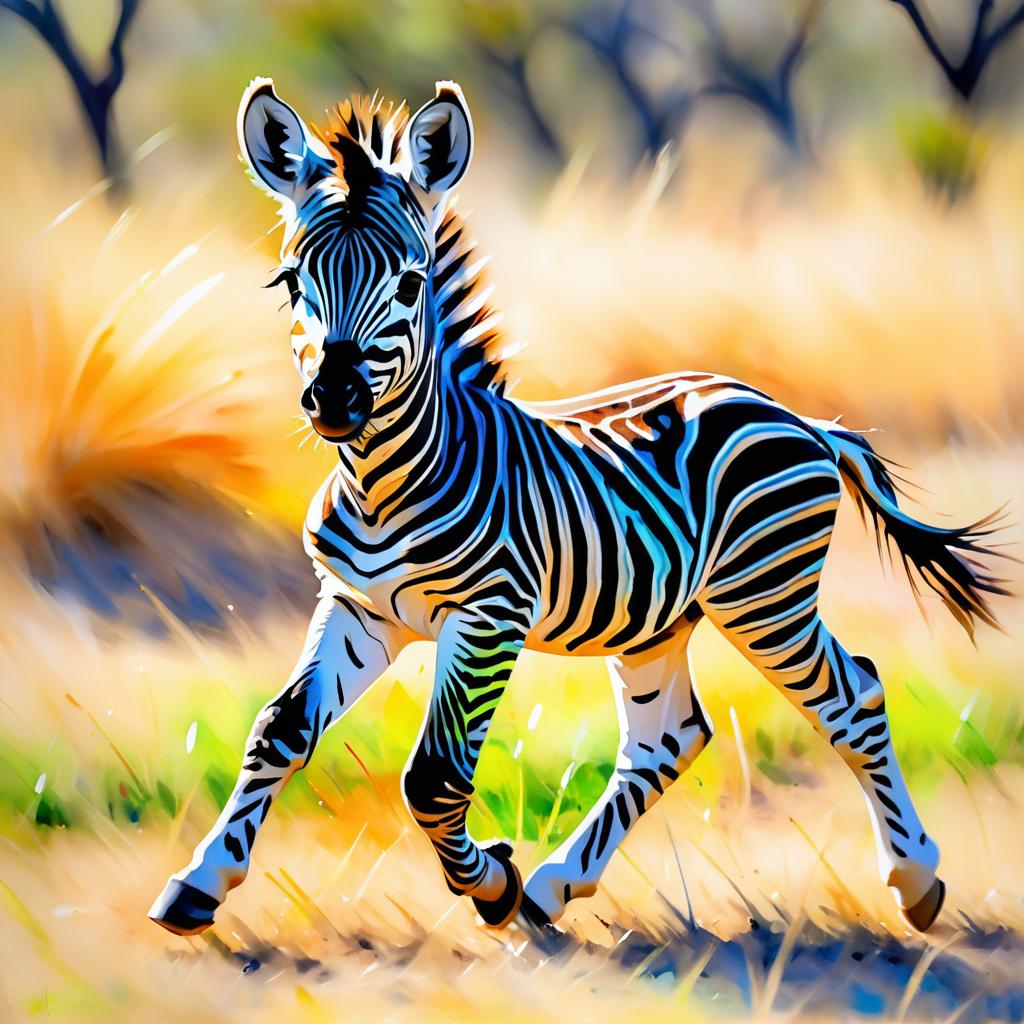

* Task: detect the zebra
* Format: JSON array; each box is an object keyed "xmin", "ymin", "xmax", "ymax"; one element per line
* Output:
[{"xmin": 149, "ymin": 78, "xmax": 1005, "ymax": 938}]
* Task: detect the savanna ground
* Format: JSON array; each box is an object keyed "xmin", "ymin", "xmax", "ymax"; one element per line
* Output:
[{"xmin": 2, "ymin": 3, "xmax": 1024, "ymax": 1021}]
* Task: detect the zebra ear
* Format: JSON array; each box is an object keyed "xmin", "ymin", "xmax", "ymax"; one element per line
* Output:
[
  {"xmin": 238, "ymin": 78, "xmax": 324, "ymax": 202},
  {"xmin": 405, "ymin": 81, "xmax": 473, "ymax": 200}
]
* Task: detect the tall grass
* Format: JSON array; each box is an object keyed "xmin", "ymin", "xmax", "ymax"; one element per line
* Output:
[
  {"xmin": 0, "ymin": 128, "xmax": 1021, "ymax": 1022},
  {"xmin": 488, "ymin": 139, "xmax": 1024, "ymax": 445},
  {"xmin": 0, "ymin": 170, "xmax": 327, "ymax": 629}
]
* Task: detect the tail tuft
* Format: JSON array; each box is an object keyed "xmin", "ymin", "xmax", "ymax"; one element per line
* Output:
[{"xmin": 817, "ymin": 427, "xmax": 1012, "ymax": 641}]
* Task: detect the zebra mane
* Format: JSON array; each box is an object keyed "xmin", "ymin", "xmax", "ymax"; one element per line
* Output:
[
  {"xmin": 430, "ymin": 210, "xmax": 506, "ymax": 392},
  {"xmin": 314, "ymin": 93, "xmax": 408, "ymax": 172},
  {"xmin": 312, "ymin": 93, "xmax": 507, "ymax": 392}
]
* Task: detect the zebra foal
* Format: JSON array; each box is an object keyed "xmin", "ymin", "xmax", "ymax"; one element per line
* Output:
[{"xmin": 150, "ymin": 78, "xmax": 1005, "ymax": 937}]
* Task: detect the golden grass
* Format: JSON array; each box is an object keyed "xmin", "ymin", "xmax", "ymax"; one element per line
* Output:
[
  {"xmin": 1, "ymin": 755, "xmax": 1021, "ymax": 1022},
  {"xmin": 0, "ymin": 130, "xmax": 1022, "ymax": 1021},
  {"xmin": 487, "ymin": 139, "xmax": 1024, "ymax": 444},
  {"xmin": 0, "ymin": 169, "xmax": 326, "ymax": 559}
]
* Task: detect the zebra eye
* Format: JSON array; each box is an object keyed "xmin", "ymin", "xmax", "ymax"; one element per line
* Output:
[
  {"xmin": 268, "ymin": 267, "xmax": 302, "ymax": 307},
  {"xmin": 395, "ymin": 271, "xmax": 424, "ymax": 306}
]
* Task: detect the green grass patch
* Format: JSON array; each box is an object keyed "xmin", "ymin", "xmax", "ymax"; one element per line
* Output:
[{"xmin": 1, "ymin": 664, "xmax": 1020, "ymax": 848}]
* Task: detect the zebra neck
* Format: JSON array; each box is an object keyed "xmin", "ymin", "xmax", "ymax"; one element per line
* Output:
[{"xmin": 335, "ymin": 362, "xmax": 483, "ymax": 517}]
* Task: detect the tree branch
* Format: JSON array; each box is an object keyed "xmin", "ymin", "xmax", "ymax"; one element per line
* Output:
[
  {"xmin": 100, "ymin": 0, "xmax": 140, "ymax": 101},
  {"xmin": 965, "ymin": 0, "xmax": 995, "ymax": 61},
  {"xmin": 477, "ymin": 40, "xmax": 564, "ymax": 161},
  {"xmin": 0, "ymin": 0, "xmax": 140, "ymax": 186},
  {"xmin": 890, "ymin": 0, "xmax": 1024, "ymax": 103},
  {"xmin": 565, "ymin": 0, "xmax": 698, "ymax": 157},
  {"xmin": 981, "ymin": 0, "xmax": 1024, "ymax": 57},
  {"xmin": 778, "ymin": 0, "xmax": 821, "ymax": 88},
  {"xmin": 0, "ymin": 0, "xmax": 44, "ymax": 31},
  {"xmin": 691, "ymin": 0, "xmax": 818, "ymax": 153},
  {"xmin": 889, "ymin": 0, "xmax": 958, "ymax": 83}
]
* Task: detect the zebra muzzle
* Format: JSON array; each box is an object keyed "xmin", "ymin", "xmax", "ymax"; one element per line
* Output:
[{"xmin": 301, "ymin": 341, "xmax": 373, "ymax": 441}]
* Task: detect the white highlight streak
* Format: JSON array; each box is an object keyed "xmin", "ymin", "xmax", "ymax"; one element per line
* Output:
[{"xmin": 131, "ymin": 273, "xmax": 224, "ymax": 362}]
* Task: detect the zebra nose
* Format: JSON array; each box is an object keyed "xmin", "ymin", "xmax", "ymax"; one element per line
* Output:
[{"xmin": 300, "ymin": 381, "xmax": 322, "ymax": 416}]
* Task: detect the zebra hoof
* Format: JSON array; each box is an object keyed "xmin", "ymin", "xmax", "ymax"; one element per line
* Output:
[
  {"xmin": 900, "ymin": 878, "xmax": 946, "ymax": 933},
  {"xmin": 519, "ymin": 892, "xmax": 552, "ymax": 929},
  {"xmin": 148, "ymin": 878, "xmax": 219, "ymax": 936},
  {"xmin": 473, "ymin": 843, "xmax": 523, "ymax": 928},
  {"xmin": 517, "ymin": 896, "xmax": 571, "ymax": 954},
  {"xmin": 852, "ymin": 655, "xmax": 879, "ymax": 678}
]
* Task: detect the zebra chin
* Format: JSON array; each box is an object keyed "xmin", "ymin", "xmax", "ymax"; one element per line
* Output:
[{"xmin": 306, "ymin": 411, "xmax": 371, "ymax": 444}]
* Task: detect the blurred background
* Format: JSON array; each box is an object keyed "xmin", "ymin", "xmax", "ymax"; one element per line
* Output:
[{"xmin": 0, "ymin": 1, "xmax": 1023, "ymax": 1021}]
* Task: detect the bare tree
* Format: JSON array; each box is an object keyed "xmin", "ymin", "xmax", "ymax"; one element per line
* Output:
[
  {"xmin": 889, "ymin": 0, "xmax": 1024, "ymax": 104},
  {"xmin": 565, "ymin": 0, "xmax": 699, "ymax": 159},
  {"xmin": 563, "ymin": 0, "xmax": 822, "ymax": 161},
  {"xmin": 476, "ymin": 41, "xmax": 566, "ymax": 163},
  {"xmin": 693, "ymin": 0, "xmax": 822, "ymax": 155},
  {"xmin": 1, "ymin": 0, "xmax": 141, "ymax": 187}
]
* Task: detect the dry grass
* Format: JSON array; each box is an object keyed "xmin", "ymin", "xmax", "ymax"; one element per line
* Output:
[
  {"xmin": 488, "ymin": 139, "xmax": 1024, "ymax": 444},
  {"xmin": 0, "ymin": 131, "xmax": 1022, "ymax": 1022}
]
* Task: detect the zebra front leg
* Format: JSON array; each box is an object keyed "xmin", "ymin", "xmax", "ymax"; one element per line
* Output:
[
  {"xmin": 402, "ymin": 609, "xmax": 527, "ymax": 928},
  {"xmin": 149, "ymin": 594, "xmax": 408, "ymax": 936},
  {"xmin": 522, "ymin": 619, "xmax": 711, "ymax": 926}
]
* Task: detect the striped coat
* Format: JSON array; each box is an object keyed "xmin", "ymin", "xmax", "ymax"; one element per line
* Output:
[{"xmin": 149, "ymin": 79, "xmax": 1004, "ymax": 940}]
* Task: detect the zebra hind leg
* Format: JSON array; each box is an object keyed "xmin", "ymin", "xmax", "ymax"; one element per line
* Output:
[
  {"xmin": 700, "ymin": 588, "xmax": 944, "ymax": 930},
  {"xmin": 696, "ymin": 428, "xmax": 944, "ymax": 929},
  {"xmin": 521, "ymin": 617, "xmax": 711, "ymax": 927}
]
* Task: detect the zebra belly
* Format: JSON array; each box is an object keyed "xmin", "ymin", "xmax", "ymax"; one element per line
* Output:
[
  {"xmin": 304, "ymin": 444, "xmax": 701, "ymax": 651},
  {"xmin": 306, "ymin": 510, "xmax": 697, "ymax": 655},
  {"xmin": 524, "ymin": 576, "xmax": 696, "ymax": 657},
  {"xmin": 523, "ymin": 509, "xmax": 698, "ymax": 658}
]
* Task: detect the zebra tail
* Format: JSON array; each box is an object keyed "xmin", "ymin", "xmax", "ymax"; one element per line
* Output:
[{"xmin": 813, "ymin": 424, "xmax": 1011, "ymax": 641}]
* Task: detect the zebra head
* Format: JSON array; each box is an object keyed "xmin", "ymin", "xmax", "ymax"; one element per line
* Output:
[{"xmin": 238, "ymin": 79, "xmax": 474, "ymax": 442}]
